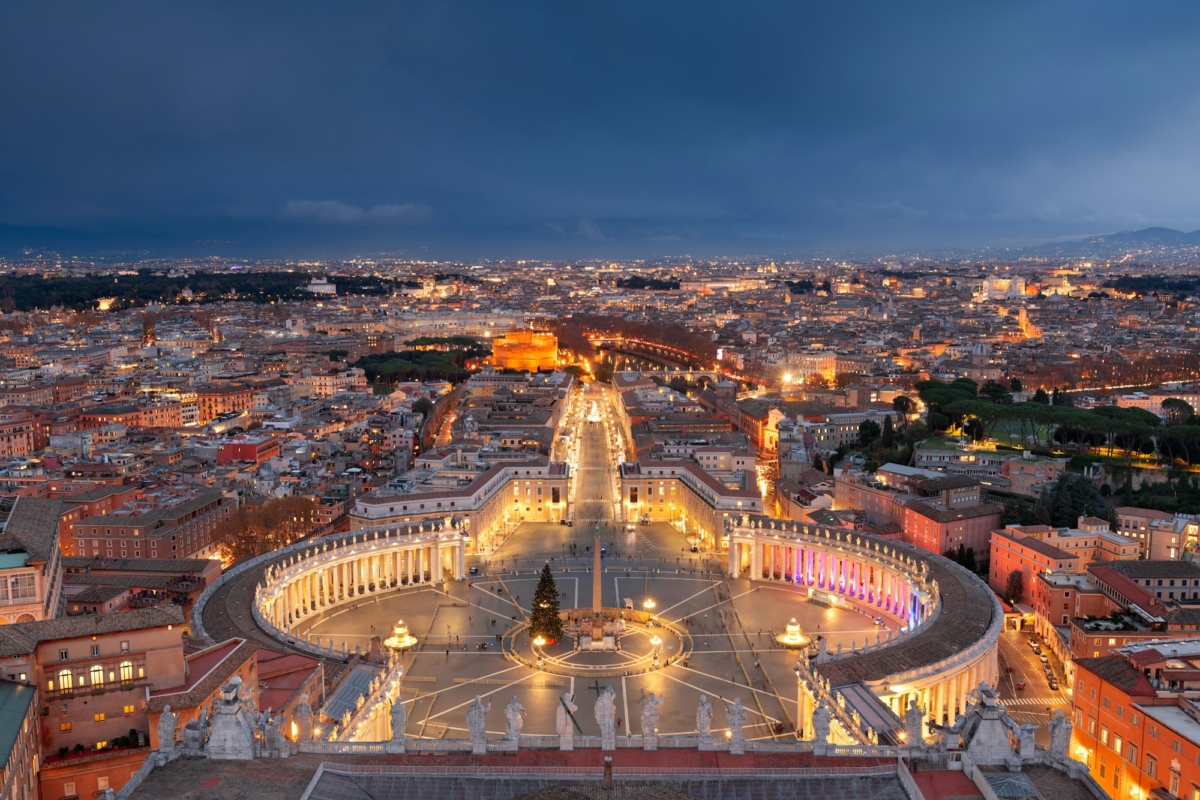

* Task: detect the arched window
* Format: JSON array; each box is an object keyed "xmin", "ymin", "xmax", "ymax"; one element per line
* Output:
[
  {"xmin": 90, "ymin": 664, "xmax": 104, "ymax": 687},
  {"xmin": 58, "ymin": 669, "xmax": 73, "ymax": 691},
  {"xmin": 119, "ymin": 661, "xmax": 133, "ymax": 684}
]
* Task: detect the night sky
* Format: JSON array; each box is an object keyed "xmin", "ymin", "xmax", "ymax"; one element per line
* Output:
[{"xmin": 2, "ymin": 2, "xmax": 1199, "ymax": 258}]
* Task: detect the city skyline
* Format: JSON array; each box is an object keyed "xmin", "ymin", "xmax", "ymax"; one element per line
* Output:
[{"xmin": 3, "ymin": 2, "xmax": 1200, "ymax": 258}]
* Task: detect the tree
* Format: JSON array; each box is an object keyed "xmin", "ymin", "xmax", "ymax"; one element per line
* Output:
[
  {"xmin": 1010, "ymin": 378, "xmax": 1023, "ymax": 393},
  {"xmin": 927, "ymin": 412, "xmax": 951, "ymax": 432},
  {"xmin": 811, "ymin": 452, "xmax": 825, "ymax": 472},
  {"xmin": 893, "ymin": 395, "xmax": 915, "ymax": 415},
  {"xmin": 529, "ymin": 564, "xmax": 564, "ymax": 643},
  {"xmin": 1031, "ymin": 388, "xmax": 1050, "ymax": 404},
  {"xmin": 216, "ymin": 496, "xmax": 320, "ymax": 564},
  {"xmin": 1006, "ymin": 569, "xmax": 1025, "ymax": 605},
  {"xmin": 881, "ymin": 416, "xmax": 894, "ymax": 448},
  {"xmin": 1162, "ymin": 398, "xmax": 1195, "ymax": 427},
  {"xmin": 411, "ymin": 397, "xmax": 433, "ymax": 416},
  {"xmin": 979, "ymin": 380, "xmax": 1013, "ymax": 405},
  {"xmin": 859, "ymin": 419, "xmax": 881, "ymax": 448}
]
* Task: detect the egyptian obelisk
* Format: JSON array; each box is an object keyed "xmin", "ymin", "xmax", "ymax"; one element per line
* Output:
[{"xmin": 592, "ymin": 524, "xmax": 602, "ymax": 616}]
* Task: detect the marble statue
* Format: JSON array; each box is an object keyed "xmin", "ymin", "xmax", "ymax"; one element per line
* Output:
[
  {"xmin": 294, "ymin": 694, "xmax": 313, "ymax": 743},
  {"xmin": 1049, "ymin": 709, "xmax": 1072, "ymax": 759},
  {"xmin": 641, "ymin": 692, "xmax": 663, "ymax": 751},
  {"xmin": 595, "ymin": 685, "xmax": 617, "ymax": 751},
  {"xmin": 504, "ymin": 695, "xmax": 526, "ymax": 741},
  {"xmin": 904, "ymin": 699, "xmax": 925, "ymax": 745},
  {"xmin": 696, "ymin": 694, "xmax": 714, "ymax": 748},
  {"xmin": 727, "ymin": 697, "xmax": 747, "ymax": 755},
  {"xmin": 556, "ymin": 692, "xmax": 579, "ymax": 751},
  {"xmin": 157, "ymin": 705, "xmax": 177, "ymax": 751},
  {"xmin": 812, "ymin": 700, "xmax": 831, "ymax": 744},
  {"xmin": 467, "ymin": 695, "xmax": 490, "ymax": 754},
  {"xmin": 390, "ymin": 698, "xmax": 408, "ymax": 742}
]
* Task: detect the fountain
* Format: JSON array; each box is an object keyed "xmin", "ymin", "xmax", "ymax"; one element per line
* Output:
[
  {"xmin": 383, "ymin": 619, "xmax": 418, "ymax": 650},
  {"xmin": 776, "ymin": 618, "xmax": 808, "ymax": 648}
]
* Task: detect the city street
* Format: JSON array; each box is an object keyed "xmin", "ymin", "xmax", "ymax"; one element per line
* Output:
[{"xmin": 994, "ymin": 629, "xmax": 1071, "ymax": 748}]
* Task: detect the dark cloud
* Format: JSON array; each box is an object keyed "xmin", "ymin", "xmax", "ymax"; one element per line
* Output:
[{"xmin": 1, "ymin": 1, "xmax": 1199, "ymax": 257}]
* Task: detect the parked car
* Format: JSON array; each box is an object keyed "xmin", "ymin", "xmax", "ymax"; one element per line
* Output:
[
  {"xmin": 1029, "ymin": 640, "xmax": 1040, "ymax": 651},
  {"xmin": 1039, "ymin": 653, "xmax": 1049, "ymax": 663},
  {"xmin": 469, "ymin": 566, "xmax": 479, "ymax": 575},
  {"xmin": 1048, "ymin": 678, "xmax": 1059, "ymax": 690}
]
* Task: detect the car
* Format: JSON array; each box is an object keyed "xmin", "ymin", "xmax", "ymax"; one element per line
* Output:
[
  {"xmin": 873, "ymin": 616, "xmax": 885, "ymax": 626},
  {"xmin": 566, "ymin": 520, "xmax": 573, "ymax": 527},
  {"xmin": 1016, "ymin": 680, "xmax": 1026, "ymax": 690},
  {"xmin": 1048, "ymin": 678, "xmax": 1059, "ymax": 690},
  {"xmin": 1039, "ymin": 654, "xmax": 1049, "ymax": 663},
  {"xmin": 469, "ymin": 566, "xmax": 479, "ymax": 575},
  {"xmin": 625, "ymin": 523, "xmax": 636, "ymax": 531},
  {"xmin": 1029, "ymin": 640, "xmax": 1040, "ymax": 650},
  {"xmin": 690, "ymin": 545, "xmax": 699, "ymax": 553},
  {"xmin": 559, "ymin": 519, "xmax": 568, "ymax": 525},
  {"xmin": 600, "ymin": 547, "xmax": 607, "ymax": 555}
]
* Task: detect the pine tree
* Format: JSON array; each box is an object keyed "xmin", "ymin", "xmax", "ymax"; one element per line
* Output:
[
  {"xmin": 881, "ymin": 416, "xmax": 894, "ymax": 448},
  {"xmin": 812, "ymin": 452, "xmax": 824, "ymax": 472},
  {"xmin": 529, "ymin": 563, "xmax": 564, "ymax": 643}
]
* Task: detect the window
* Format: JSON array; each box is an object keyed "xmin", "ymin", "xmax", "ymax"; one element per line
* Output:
[
  {"xmin": 1170, "ymin": 773, "xmax": 1180, "ymax": 797},
  {"xmin": 93, "ymin": 713, "xmax": 105, "ymax": 723},
  {"xmin": 1101, "ymin": 726, "xmax": 1109, "ymax": 746},
  {"xmin": 59, "ymin": 649, "xmax": 68, "ymax": 661},
  {"xmin": 59, "ymin": 721, "xmax": 72, "ymax": 732},
  {"xmin": 123, "ymin": 704, "xmax": 134, "ymax": 715},
  {"xmin": 1117, "ymin": 706, "xmax": 1124, "ymax": 718},
  {"xmin": 91, "ymin": 645, "xmax": 99, "ymax": 657},
  {"xmin": 89, "ymin": 664, "xmax": 103, "ymax": 687},
  {"xmin": 119, "ymin": 661, "xmax": 133, "ymax": 684},
  {"xmin": 62, "ymin": 782, "xmax": 75, "ymax": 797},
  {"xmin": 1103, "ymin": 697, "xmax": 1111, "ymax": 709},
  {"xmin": 1151, "ymin": 725, "xmax": 1160, "ymax": 739},
  {"xmin": 1131, "ymin": 713, "xmax": 1140, "ymax": 727},
  {"xmin": 1127, "ymin": 744, "xmax": 1137, "ymax": 764},
  {"xmin": 1174, "ymin": 739, "xmax": 1183, "ymax": 754},
  {"xmin": 57, "ymin": 669, "xmax": 72, "ymax": 691},
  {"xmin": 1147, "ymin": 757, "xmax": 1158, "ymax": 777},
  {"xmin": 0, "ymin": 573, "xmax": 37, "ymax": 605},
  {"xmin": 1113, "ymin": 736, "xmax": 1123, "ymax": 756}
]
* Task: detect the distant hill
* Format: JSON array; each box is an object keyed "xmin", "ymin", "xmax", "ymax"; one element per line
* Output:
[{"xmin": 1077, "ymin": 227, "xmax": 1200, "ymax": 248}]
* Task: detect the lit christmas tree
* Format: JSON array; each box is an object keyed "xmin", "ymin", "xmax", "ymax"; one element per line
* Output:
[{"xmin": 529, "ymin": 563, "xmax": 564, "ymax": 643}]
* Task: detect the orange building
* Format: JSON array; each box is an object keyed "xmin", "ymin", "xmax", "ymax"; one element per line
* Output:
[
  {"xmin": 491, "ymin": 330, "xmax": 558, "ymax": 372},
  {"xmin": 1073, "ymin": 645, "xmax": 1200, "ymax": 800}
]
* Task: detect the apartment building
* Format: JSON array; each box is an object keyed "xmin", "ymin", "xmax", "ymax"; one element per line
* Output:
[{"xmin": 69, "ymin": 489, "xmax": 235, "ymax": 560}]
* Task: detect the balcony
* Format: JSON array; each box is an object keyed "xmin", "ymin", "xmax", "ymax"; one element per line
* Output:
[{"xmin": 44, "ymin": 676, "xmax": 149, "ymax": 699}]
